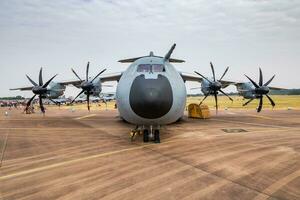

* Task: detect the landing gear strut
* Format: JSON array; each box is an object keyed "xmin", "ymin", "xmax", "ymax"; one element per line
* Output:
[
  {"xmin": 143, "ymin": 129, "xmax": 149, "ymax": 143},
  {"xmin": 143, "ymin": 129, "xmax": 160, "ymax": 143},
  {"xmin": 154, "ymin": 129, "xmax": 160, "ymax": 143}
]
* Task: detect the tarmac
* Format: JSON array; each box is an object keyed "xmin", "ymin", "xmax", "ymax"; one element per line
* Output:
[{"xmin": 0, "ymin": 107, "xmax": 299, "ymax": 200}]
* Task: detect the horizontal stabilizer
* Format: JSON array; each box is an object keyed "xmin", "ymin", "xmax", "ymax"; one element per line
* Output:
[
  {"xmin": 118, "ymin": 44, "xmax": 184, "ymax": 63},
  {"xmin": 169, "ymin": 58, "xmax": 185, "ymax": 63},
  {"xmin": 118, "ymin": 56, "xmax": 185, "ymax": 63},
  {"xmin": 118, "ymin": 57, "xmax": 143, "ymax": 63}
]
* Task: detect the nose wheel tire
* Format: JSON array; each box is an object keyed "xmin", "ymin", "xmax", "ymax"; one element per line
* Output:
[
  {"xmin": 143, "ymin": 129, "xmax": 149, "ymax": 143},
  {"xmin": 154, "ymin": 130, "xmax": 160, "ymax": 143}
]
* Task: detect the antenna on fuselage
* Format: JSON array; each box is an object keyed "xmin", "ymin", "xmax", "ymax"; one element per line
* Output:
[{"xmin": 164, "ymin": 43, "xmax": 176, "ymax": 61}]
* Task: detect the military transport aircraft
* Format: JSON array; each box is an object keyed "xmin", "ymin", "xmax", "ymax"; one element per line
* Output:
[{"xmin": 11, "ymin": 44, "xmax": 282, "ymax": 143}]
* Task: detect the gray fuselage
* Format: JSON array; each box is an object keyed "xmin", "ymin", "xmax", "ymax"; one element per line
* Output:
[{"xmin": 116, "ymin": 56, "xmax": 186, "ymax": 126}]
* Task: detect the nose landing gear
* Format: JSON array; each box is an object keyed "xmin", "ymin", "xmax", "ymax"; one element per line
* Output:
[
  {"xmin": 144, "ymin": 127, "xmax": 160, "ymax": 143},
  {"xmin": 130, "ymin": 125, "xmax": 160, "ymax": 143},
  {"xmin": 154, "ymin": 129, "xmax": 160, "ymax": 143},
  {"xmin": 143, "ymin": 129, "xmax": 149, "ymax": 143}
]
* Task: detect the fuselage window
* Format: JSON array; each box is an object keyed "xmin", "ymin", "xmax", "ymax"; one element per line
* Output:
[{"xmin": 137, "ymin": 64, "xmax": 165, "ymax": 73}]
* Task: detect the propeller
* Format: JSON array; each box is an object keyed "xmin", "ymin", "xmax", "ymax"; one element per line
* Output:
[
  {"xmin": 25, "ymin": 68, "xmax": 58, "ymax": 114},
  {"xmin": 194, "ymin": 62, "xmax": 232, "ymax": 113},
  {"xmin": 244, "ymin": 68, "xmax": 276, "ymax": 112},
  {"xmin": 71, "ymin": 62, "xmax": 106, "ymax": 111}
]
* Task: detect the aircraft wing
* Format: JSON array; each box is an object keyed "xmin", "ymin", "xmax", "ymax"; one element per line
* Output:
[
  {"xmin": 100, "ymin": 72, "xmax": 123, "ymax": 82},
  {"xmin": 58, "ymin": 72, "xmax": 123, "ymax": 86},
  {"xmin": 180, "ymin": 72, "xmax": 236, "ymax": 88},
  {"xmin": 231, "ymin": 82, "xmax": 286, "ymax": 90},
  {"xmin": 180, "ymin": 72, "xmax": 202, "ymax": 82},
  {"xmin": 10, "ymin": 86, "xmax": 33, "ymax": 91},
  {"xmin": 268, "ymin": 86, "xmax": 286, "ymax": 90},
  {"xmin": 57, "ymin": 80, "xmax": 82, "ymax": 87}
]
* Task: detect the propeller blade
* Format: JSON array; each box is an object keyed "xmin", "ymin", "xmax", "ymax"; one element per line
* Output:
[
  {"xmin": 86, "ymin": 62, "xmax": 90, "ymax": 81},
  {"xmin": 87, "ymin": 93, "xmax": 90, "ymax": 111},
  {"xmin": 210, "ymin": 62, "xmax": 216, "ymax": 82},
  {"xmin": 219, "ymin": 89, "xmax": 233, "ymax": 102},
  {"xmin": 26, "ymin": 75, "xmax": 38, "ymax": 86},
  {"xmin": 42, "ymin": 74, "xmax": 58, "ymax": 88},
  {"xmin": 243, "ymin": 98, "xmax": 254, "ymax": 106},
  {"xmin": 71, "ymin": 90, "xmax": 85, "ymax": 104},
  {"xmin": 266, "ymin": 94, "xmax": 276, "ymax": 107},
  {"xmin": 257, "ymin": 96, "xmax": 263, "ymax": 112},
  {"xmin": 244, "ymin": 74, "xmax": 259, "ymax": 88},
  {"xmin": 39, "ymin": 68, "xmax": 43, "ymax": 86},
  {"xmin": 264, "ymin": 75, "xmax": 275, "ymax": 86},
  {"xmin": 194, "ymin": 71, "xmax": 212, "ymax": 84},
  {"xmin": 91, "ymin": 68, "xmax": 107, "ymax": 83},
  {"xmin": 219, "ymin": 67, "xmax": 229, "ymax": 81},
  {"xmin": 214, "ymin": 91, "xmax": 218, "ymax": 114},
  {"xmin": 199, "ymin": 94, "xmax": 209, "ymax": 106},
  {"xmin": 259, "ymin": 68, "xmax": 263, "ymax": 86},
  {"xmin": 25, "ymin": 94, "xmax": 36, "ymax": 112},
  {"xmin": 71, "ymin": 68, "xmax": 82, "ymax": 81},
  {"xmin": 39, "ymin": 96, "xmax": 45, "ymax": 113}
]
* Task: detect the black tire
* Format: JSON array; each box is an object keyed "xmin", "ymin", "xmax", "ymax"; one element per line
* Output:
[
  {"xmin": 154, "ymin": 130, "xmax": 160, "ymax": 143},
  {"xmin": 143, "ymin": 129, "xmax": 149, "ymax": 143}
]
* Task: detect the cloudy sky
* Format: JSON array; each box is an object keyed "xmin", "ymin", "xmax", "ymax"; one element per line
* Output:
[{"xmin": 0, "ymin": 0, "xmax": 299, "ymax": 97}]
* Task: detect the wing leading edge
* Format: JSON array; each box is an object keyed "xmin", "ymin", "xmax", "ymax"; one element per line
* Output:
[
  {"xmin": 180, "ymin": 72, "xmax": 235, "ymax": 88},
  {"xmin": 10, "ymin": 73, "xmax": 123, "ymax": 91}
]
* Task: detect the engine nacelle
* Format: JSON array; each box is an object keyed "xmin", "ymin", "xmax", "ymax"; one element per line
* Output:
[
  {"xmin": 236, "ymin": 82, "xmax": 256, "ymax": 99},
  {"xmin": 89, "ymin": 78, "xmax": 102, "ymax": 96},
  {"xmin": 201, "ymin": 79, "xmax": 212, "ymax": 95},
  {"xmin": 47, "ymin": 82, "xmax": 66, "ymax": 99}
]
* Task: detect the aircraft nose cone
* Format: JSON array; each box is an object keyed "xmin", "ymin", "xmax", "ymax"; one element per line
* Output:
[{"xmin": 129, "ymin": 75, "xmax": 173, "ymax": 119}]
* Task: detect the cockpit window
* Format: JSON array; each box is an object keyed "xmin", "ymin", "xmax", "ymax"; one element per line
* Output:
[
  {"xmin": 137, "ymin": 64, "xmax": 165, "ymax": 73},
  {"xmin": 137, "ymin": 64, "xmax": 151, "ymax": 72},
  {"xmin": 152, "ymin": 64, "xmax": 165, "ymax": 72}
]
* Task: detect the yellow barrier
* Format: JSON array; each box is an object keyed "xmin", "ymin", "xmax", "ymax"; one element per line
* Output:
[{"xmin": 188, "ymin": 104, "xmax": 210, "ymax": 119}]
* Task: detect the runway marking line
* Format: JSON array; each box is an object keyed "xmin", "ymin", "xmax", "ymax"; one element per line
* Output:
[
  {"xmin": 75, "ymin": 114, "xmax": 97, "ymax": 120},
  {"xmin": 0, "ymin": 138, "xmax": 183, "ymax": 181}
]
